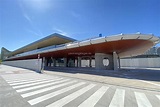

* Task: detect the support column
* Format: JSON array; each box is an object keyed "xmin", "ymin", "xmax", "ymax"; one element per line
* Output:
[
  {"xmin": 54, "ymin": 58, "xmax": 56, "ymax": 67},
  {"xmin": 51, "ymin": 57, "xmax": 56, "ymax": 67},
  {"xmin": 73, "ymin": 58, "xmax": 76, "ymax": 67},
  {"xmin": 42, "ymin": 57, "xmax": 45, "ymax": 71},
  {"xmin": 89, "ymin": 57, "xmax": 92, "ymax": 67},
  {"xmin": 49, "ymin": 58, "xmax": 52, "ymax": 66},
  {"xmin": 76, "ymin": 59, "xmax": 78, "ymax": 67},
  {"xmin": 118, "ymin": 56, "xmax": 121, "ymax": 69},
  {"xmin": 78, "ymin": 57, "xmax": 81, "ymax": 67},
  {"xmin": 45, "ymin": 58, "xmax": 47, "ymax": 67},
  {"xmin": 64, "ymin": 58, "xmax": 67, "ymax": 67},
  {"xmin": 113, "ymin": 51, "xmax": 118, "ymax": 71},
  {"xmin": 95, "ymin": 53, "xmax": 113, "ymax": 70}
]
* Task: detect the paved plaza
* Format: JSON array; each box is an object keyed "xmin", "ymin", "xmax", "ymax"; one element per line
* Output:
[{"xmin": 0, "ymin": 65, "xmax": 160, "ymax": 107}]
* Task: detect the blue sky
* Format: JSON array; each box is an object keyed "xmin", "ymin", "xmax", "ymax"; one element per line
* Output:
[{"xmin": 0, "ymin": 0, "xmax": 160, "ymax": 51}]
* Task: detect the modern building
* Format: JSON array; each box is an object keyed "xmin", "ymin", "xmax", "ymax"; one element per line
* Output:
[
  {"xmin": 144, "ymin": 46, "xmax": 160, "ymax": 56},
  {"xmin": 1, "ymin": 33, "xmax": 160, "ymax": 70}
]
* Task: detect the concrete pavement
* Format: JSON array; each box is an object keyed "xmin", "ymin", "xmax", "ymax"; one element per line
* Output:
[
  {"xmin": 0, "ymin": 65, "xmax": 160, "ymax": 107},
  {"xmin": 44, "ymin": 67, "xmax": 160, "ymax": 91}
]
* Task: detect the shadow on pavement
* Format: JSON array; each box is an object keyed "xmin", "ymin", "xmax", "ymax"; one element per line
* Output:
[{"xmin": 44, "ymin": 67, "xmax": 160, "ymax": 82}]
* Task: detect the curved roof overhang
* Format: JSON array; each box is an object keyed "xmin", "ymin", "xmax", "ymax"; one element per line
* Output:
[{"xmin": 7, "ymin": 34, "xmax": 159, "ymax": 60}]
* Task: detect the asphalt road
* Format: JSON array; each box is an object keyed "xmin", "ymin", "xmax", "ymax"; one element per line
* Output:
[{"xmin": 0, "ymin": 65, "xmax": 160, "ymax": 107}]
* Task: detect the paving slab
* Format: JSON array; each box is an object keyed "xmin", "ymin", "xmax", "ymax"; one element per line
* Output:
[{"xmin": 43, "ymin": 67, "xmax": 160, "ymax": 91}]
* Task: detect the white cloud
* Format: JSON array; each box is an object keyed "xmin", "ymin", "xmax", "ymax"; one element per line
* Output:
[
  {"xmin": 53, "ymin": 28, "xmax": 68, "ymax": 36},
  {"xmin": 26, "ymin": 29, "xmax": 43, "ymax": 38},
  {"xmin": 23, "ymin": 13, "xmax": 32, "ymax": 23},
  {"xmin": 17, "ymin": 0, "xmax": 44, "ymax": 38},
  {"xmin": 22, "ymin": 9, "xmax": 43, "ymax": 38},
  {"xmin": 18, "ymin": 0, "xmax": 34, "ymax": 24}
]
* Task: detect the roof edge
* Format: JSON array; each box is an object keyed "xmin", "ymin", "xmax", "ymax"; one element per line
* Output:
[{"xmin": 11, "ymin": 33, "xmax": 76, "ymax": 53}]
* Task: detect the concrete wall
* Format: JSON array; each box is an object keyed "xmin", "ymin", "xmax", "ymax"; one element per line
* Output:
[
  {"xmin": 120, "ymin": 58, "xmax": 160, "ymax": 68},
  {"xmin": 95, "ymin": 53, "xmax": 114, "ymax": 70},
  {"xmin": 2, "ymin": 59, "xmax": 42, "ymax": 72}
]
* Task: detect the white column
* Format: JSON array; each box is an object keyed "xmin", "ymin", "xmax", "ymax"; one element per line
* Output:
[
  {"xmin": 51, "ymin": 57, "xmax": 56, "ymax": 67},
  {"xmin": 75, "ymin": 59, "xmax": 78, "ymax": 67},
  {"xmin": 113, "ymin": 51, "xmax": 118, "ymax": 71},
  {"xmin": 64, "ymin": 58, "xmax": 67, "ymax": 67},
  {"xmin": 54, "ymin": 58, "xmax": 56, "ymax": 67}
]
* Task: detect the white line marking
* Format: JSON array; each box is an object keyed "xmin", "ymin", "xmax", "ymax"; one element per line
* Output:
[
  {"xmin": 109, "ymin": 89, "xmax": 125, "ymax": 107},
  {"xmin": 140, "ymin": 80, "xmax": 160, "ymax": 87},
  {"xmin": 78, "ymin": 86, "xmax": 109, "ymax": 107},
  {"xmin": 13, "ymin": 78, "xmax": 63, "ymax": 89},
  {"xmin": 16, "ymin": 79, "xmax": 70, "ymax": 92},
  {"xmin": 4, "ymin": 76, "xmax": 49, "ymax": 81},
  {"xmin": 28, "ymin": 82, "xmax": 85, "ymax": 105},
  {"xmin": 5, "ymin": 71, "xmax": 13, "ymax": 73},
  {"xmin": 3, "ymin": 74, "xmax": 56, "ymax": 81},
  {"xmin": 156, "ymin": 95, "xmax": 160, "ymax": 101},
  {"xmin": 7, "ymin": 78, "xmax": 51, "ymax": 84},
  {"xmin": 22, "ymin": 80, "xmax": 77, "ymax": 98},
  {"xmin": 10, "ymin": 78, "xmax": 59, "ymax": 86},
  {"xmin": 46, "ymin": 84, "xmax": 96, "ymax": 107},
  {"xmin": 134, "ymin": 92, "xmax": 152, "ymax": 107},
  {"xmin": 5, "ymin": 76, "xmax": 56, "ymax": 82}
]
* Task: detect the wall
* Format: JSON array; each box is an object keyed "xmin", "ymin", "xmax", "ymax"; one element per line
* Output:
[
  {"xmin": 120, "ymin": 57, "xmax": 160, "ymax": 68},
  {"xmin": 2, "ymin": 59, "xmax": 42, "ymax": 72},
  {"xmin": 95, "ymin": 53, "xmax": 114, "ymax": 70}
]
